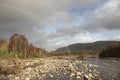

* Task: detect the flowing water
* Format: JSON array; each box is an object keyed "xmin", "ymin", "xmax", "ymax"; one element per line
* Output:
[{"xmin": 44, "ymin": 58, "xmax": 120, "ymax": 80}]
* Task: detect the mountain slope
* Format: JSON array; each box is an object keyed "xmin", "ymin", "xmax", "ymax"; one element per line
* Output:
[{"xmin": 55, "ymin": 41, "xmax": 120, "ymax": 53}]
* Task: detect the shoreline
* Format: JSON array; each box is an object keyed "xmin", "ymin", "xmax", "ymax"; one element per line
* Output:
[{"xmin": 0, "ymin": 57, "xmax": 120, "ymax": 80}]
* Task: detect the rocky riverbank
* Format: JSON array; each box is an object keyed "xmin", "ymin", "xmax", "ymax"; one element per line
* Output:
[{"xmin": 0, "ymin": 58, "xmax": 120, "ymax": 80}]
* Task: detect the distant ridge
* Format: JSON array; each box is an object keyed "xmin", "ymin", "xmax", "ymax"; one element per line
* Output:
[{"xmin": 55, "ymin": 41, "xmax": 120, "ymax": 53}]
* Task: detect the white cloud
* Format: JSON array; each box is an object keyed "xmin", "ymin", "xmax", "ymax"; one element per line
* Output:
[{"xmin": 93, "ymin": 0, "xmax": 120, "ymax": 19}]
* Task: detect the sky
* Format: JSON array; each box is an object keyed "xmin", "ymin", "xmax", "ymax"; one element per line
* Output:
[{"xmin": 0, "ymin": 0, "xmax": 120, "ymax": 51}]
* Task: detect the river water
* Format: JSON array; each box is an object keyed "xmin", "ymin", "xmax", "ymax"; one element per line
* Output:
[
  {"xmin": 44, "ymin": 58, "xmax": 120, "ymax": 80},
  {"xmin": 87, "ymin": 58, "xmax": 120, "ymax": 80}
]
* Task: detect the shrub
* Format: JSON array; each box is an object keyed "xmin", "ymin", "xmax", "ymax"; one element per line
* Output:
[
  {"xmin": 8, "ymin": 34, "xmax": 28, "ymax": 58},
  {"xmin": 7, "ymin": 34, "xmax": 47, "ymax": 58},
  {"xmin": 0, "ymin": 34, "xmax": 47, "ymax": 59},
  {"xmin": 0, "ymin": 51, "xmax": 24, "ymax": 59},
  {"xmin": 79, "ymin": 50, "xmax": 90, "ymax": 59}
]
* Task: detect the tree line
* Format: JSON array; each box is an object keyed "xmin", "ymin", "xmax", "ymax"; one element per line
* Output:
[
  {"xmin": 99, "ymin": 43, "xmax": 120, "ymax": 58},
  {"xmin": 0, "ymin": 34, "xmax": 47, "ymax": 58}
]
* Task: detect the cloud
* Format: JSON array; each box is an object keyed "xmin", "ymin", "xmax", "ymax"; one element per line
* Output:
[
  {"xmin": 0, "ymin": 0, "xmax": 120, "ymax": 51},
  {"xmin": 0, "ymin": 0, "xmax": 99, "ymax": 19},
  {"xmin": 77, "ymin": 0, "xmax": 120, "ymax": 33},
  {"xmin": 0, "ymin": 0, "xmax": 100, "ymax": 33}
]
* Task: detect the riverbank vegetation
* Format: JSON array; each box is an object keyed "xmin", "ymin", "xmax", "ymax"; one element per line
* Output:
[
  {"xmin": 99, "ymin": 43, "xmax": 120, "ymax": 58},
  {"xmin": 0, "ymin": 34, "xmax": 120, "ymax": 59},
  {"xmin": 0, "ymin": 34, "xmax": 47, "ymax": 59}
]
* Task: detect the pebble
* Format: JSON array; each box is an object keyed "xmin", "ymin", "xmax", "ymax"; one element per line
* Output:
[
  {"xmin": 77, "ymin": 72, "xmax": 82, "ymax": 76},
  {"xmin": 76, "ymin": 76, "xmax": 81, "ymax": 79},
  {"xmin": 25, "ymin": 78, "xmax": 30, "ymax": 80},
  {"xmin": 15, "ymin": 77, "xmax": 20, "ymax": 80},
  {"xmin": 0, "ymin": 58, "xmax": 119, "ymax": 80},
  {"xmin": 89, "ymin": 74, "xmax": 94, "ymax": 79},
  {"xmin": 42, "ymin": 74, "xmax": 46, "ymax": 77},
  {"xmin": 49, "ymin": 74, "xmax": 53, "ymax": 78},
  {"xmin": 70, "ymin": 73, "xmax": 75, "ymax": 77}
]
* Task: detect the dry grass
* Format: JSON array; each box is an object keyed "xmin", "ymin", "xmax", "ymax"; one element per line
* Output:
[
  {"xmin": 0, "ymin": 58, "xmax": 22, "ymax": 74},
  {"xmin": 48, "ymin": 51, "xmax": 99, "ymax": 59},
  {"xmin": 78, "ymin": 50, "xmax": 91, "ymax": 59},
  {"xmin": 0, "ymin": 65, "xmax": 22, "ymax": 74},
  {"xmin": 0, "ymin": 58, "xmax": 44, "ymax": 74}
]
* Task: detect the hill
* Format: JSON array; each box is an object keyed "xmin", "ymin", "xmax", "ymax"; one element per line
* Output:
[{"xmin": 55, "ymin": 41, "xmax": 120, "ymax": 53}]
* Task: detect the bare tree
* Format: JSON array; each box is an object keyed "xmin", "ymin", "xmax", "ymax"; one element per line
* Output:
[{"xmin": 8, "ymin": 34, "xmax": 47, "ymax": 58}]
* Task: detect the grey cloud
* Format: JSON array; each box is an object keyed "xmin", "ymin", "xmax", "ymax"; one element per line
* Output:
[
  {"xmin": 57, "ymin": 26, "xmax": 81, "ymax": 37},
  {"xmin": 0, "ymin": 0, "xmax": 99, "ymax": 32},
  {"xmin": 100, "ymin": 15, "xmax": 120, "ymax": 30},
  {"xmin": 0, "ymin": 6, "xmax": 40, "ymax": 33},
  {"xmin": 0, "ymin": 0, "xmax": 99, "ymax": 19},
  {"xmin": 46, "ymin": 26, "xmax": 82, "ymax": 40}
]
